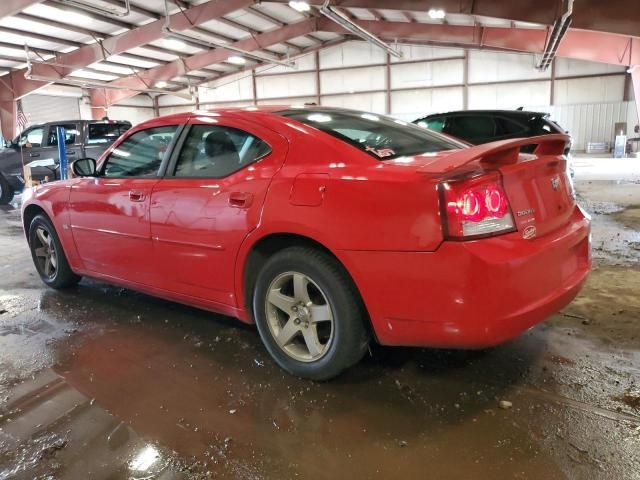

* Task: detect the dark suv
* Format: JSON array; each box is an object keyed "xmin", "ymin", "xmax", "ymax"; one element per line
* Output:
[
  {"xmin": 413, "ymin": 110, "xmax": 570, "ymax": 153},
  {"xmin": 0, "ymin": 119, "xmax": 131, "ymax": 204}
]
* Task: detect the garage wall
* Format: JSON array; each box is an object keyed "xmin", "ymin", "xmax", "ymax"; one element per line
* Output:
[
  {"xmin": 159, "ymin": 41, "xmax": 628, "ymax": 113},
  {"xmin": 21, "ymin": 94, "xmax": 81, "ymax": 125},
  {"xmin": 18, "ymin": 87, "xmax": 154, "ymax": 130},
  {"xmin": 526, "ymin": 101, "xmax": 639, "ymax": 151}
]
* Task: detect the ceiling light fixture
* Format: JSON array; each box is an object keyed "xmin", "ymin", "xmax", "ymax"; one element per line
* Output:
[
  {"xmin": 57, "ymin": 0, "xmax": 130, "ymax": 18},
  {"xmin": 155, "ymin": 81, "xmax": 168, "ymax": 88},
  {"xmin": 319, "ymin": 1, "xmax": 402, "ymax": 58},
  {"xmin": 289, "ymin": 1, "xmax": 311, "ymax": 12},
  {"xmin": 163, "ymin": 38, "xmax": 186, "ymax": 50},
  {"xmin": 428, "ymin": 8, "xmax": 446, "ymax": 19},
  {"xmin": 227, "ymin": 55, "xmax": 246, "ymax": 65}
]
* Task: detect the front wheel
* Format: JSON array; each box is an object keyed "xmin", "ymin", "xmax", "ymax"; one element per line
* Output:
[
  {"xmin": 28, "ymin": 214, "xmax": 81, "ymax": 289},
  {"xmin": 253, "ymin": 247, "xmax": 369, "ymax": 380}
]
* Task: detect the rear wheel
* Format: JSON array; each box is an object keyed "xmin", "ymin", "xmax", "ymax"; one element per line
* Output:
[
  {"xmin": 253, "ymin": 247, "xmax": 369, "ymax": 380},
  {"xmin": 28, "ymin": 214, "xmax": 81, "ymax": 289},
  {"xmin": 0, "ymin": 176, "xmax": 13, "ymax": 205}
]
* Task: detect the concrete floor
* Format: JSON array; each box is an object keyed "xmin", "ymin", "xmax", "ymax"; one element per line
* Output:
[{"xmin": 1, "ymin": 177, "xmax": 639, "ymax": 479}]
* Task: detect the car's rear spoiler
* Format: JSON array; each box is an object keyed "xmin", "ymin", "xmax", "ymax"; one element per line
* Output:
[{"xmin": 419, "ymin": 134, "xmax": 570, "ymax": 174}]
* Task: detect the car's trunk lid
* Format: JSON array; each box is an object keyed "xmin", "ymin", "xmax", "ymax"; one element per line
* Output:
[{"xmin": 414, "ymin": 134, "xmax": 575, "ymax": 238}]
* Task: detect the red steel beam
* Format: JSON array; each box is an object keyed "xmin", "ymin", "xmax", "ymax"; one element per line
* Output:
[
  {"xmin": 318, "ymin": 19, "xmax": 640, "ymax": 67},
  {"xmin": 8, "ymin": 0, "xmax": 254, "ymax": 100},
  {"xmin": 0, "ymin": 75, "xmax": 16, "ymax": 140},
  {"xmin": 0, "ymin": 0, "xmax": 45, "ymax": 20},
  {"xmin": 271, "ymin": 0, "xmax": 640, "ymax": 39},
  {"xmin": 90, "ymin": 18, "xmax": 318, "ymax": 112}
]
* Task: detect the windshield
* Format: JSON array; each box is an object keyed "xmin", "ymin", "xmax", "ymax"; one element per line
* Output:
[{"xmin": 277, "ymin": 109, "xmax": 464, "ymax": 160}]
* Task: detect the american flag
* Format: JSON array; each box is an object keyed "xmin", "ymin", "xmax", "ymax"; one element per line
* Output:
[{"xmin": 16, "ymin": 99, "xmax": 28, "ymax": 130}]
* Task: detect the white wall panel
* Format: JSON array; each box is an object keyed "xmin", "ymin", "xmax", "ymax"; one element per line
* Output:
[
  {"xmin": 158, "ymin": 94, "xmax": 192, "ymax": 107},
  {"xmin": 391, "ymin": 87, "xmax": 464, "ymax": 120},
  {"xmin": 554, "ymin": 76, "xmax": 625, "ymax": 104},
  {"xmin": 469, "ymin": 81, "xmax": 550, "ymax": 110},
  {"xmin": 260, "ymin": 53, "xmax": 316, "ymax": 75},
  {"xmin": 555, "ymin": 58, "xmax": 626, "ymax": 77},
  {"xmin": 525, "ymin": 101, "xmax": 639, "ymax": 151},
  {"xmin": 322, "ymin": 92, "xmax": 386, "ymax": 114},
  {"xmin": 320, "ymin": 66, "xmax": 385, "ymax": 94},
  {"xmin": 256, "ymin": 72, "xmax": 316, "ymax": 99},
  {"xmin": 257, "ymin": 97, "xmax": 316, "ymax": 106},
  {"xmin": 392, "ymin": 45, "xmax": 464, "ymax": 62},
  {"xmin": 199, "ymin": 73, "xmax": 253, "ymax": 103},
  {"xmin": 390, "ymin": 59, "xmax": 463, "ymax": 89},
  {"xmin": 469, "ymin": 51, "xmax": 549, "ymax": 83},
  {"xmin": 319, "ymin": 40, "xmax": 386, "ymax": 69},
  {"xmin": 158, "ymin": 105, "xmax": 193, "ymax": 116},
  {"xmin": 107, "ymin": 106, "xmax": 154, "ymax": 126}
]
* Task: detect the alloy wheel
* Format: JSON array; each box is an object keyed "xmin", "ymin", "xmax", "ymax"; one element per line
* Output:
[
  {"xmin": 265, "ymin": 271, "xmax": 334, "ymax": 362},
  {"xmin": 33, "ymin": 226, "xmax": 57, "ymax": 279}
]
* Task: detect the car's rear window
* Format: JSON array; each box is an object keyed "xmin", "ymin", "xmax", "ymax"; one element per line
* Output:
[
  {"xmin": 277, "ymin": 109, "xmax": 463, "ymax": 159},
  {"xmin": 87, "ymin": 122, "xmax": 131, "ymax": 145}
]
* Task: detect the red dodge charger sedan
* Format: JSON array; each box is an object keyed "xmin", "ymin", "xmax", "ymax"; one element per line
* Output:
[{"xmin": 21, "ymin": 107, "xmax": 591, "ymax": 379}]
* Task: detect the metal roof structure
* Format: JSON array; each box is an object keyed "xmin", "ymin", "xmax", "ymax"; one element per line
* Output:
[{"xmin": 1, "ymin": 0, "xmax": 639, "ymax": 138}]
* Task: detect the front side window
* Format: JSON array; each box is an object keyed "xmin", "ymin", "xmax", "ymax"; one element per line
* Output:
[
  {"xmin": 174, "ymin": 125, "xmax": 271, "ymax": 178},
  {"xmin": 102, "ymin": 125, "xmax": 178, "ymax": 178},
  {"xmin": 48, "ymin": 124, "xmax": 78, "ymax": 146},
  {"xmin": 88, "ymin": 122, "xmax": 131, "ymax": 145},
  {"xmin": 278, "ymin": 109, "xmax": 463, "ymax": 160},
  {"xmin": 19, "ymin": 127, "xmax": 44, "ymax": 148}
]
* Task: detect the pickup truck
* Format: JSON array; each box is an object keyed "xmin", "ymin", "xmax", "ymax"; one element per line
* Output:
[{"xmin": 0, "ymin": 118, "xmax": 131, "ymax": 204}]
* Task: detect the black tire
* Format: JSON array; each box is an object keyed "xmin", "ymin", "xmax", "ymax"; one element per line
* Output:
[
  {"xmin": 28, "ymin": 214, "xmax": 81, "ymax": 289},
  {"xmin": 253, "ymin": 246, "xmax": 369, "ymax": 380},
  {"xmin": 0, "ymin": 175, "xmax": 13, "ymax": 205}
]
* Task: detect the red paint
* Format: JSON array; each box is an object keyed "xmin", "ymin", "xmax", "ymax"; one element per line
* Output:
[{"xmin": 22, "ymin": 108, "xmax": 591, "ymax": 349}]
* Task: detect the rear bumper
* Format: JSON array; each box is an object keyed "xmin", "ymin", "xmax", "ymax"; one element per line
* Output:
[{"xmin": 338, "ymin": 206, "xmax": 591, "ymax": 348}]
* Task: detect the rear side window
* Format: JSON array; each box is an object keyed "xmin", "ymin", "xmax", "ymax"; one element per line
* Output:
[
  {"xmin": 448, "ymin": 116, "xmax": 498, "ymax": 142},
  {"xmin": 48, "ymin": 124, "xmax": 78, "ymax": 146},
  {"xmin": 102, "ymin": 125, "xmax": 178, "ymax": 178},
  {"xmin": 174, "ymin": 125, "xmax": 271, "ymax": 178},
  {"xmin": 88, "ymin": 122, "xmax": 131, "ymax": 145},
  {"xmin": 278, "ymin": 109, "xmax": 463, "ymax": 159},
  {"xmin": 416, "ymin": 117, "xmax": 446, "ymax": 132},
  {"xmin": 496, "ymin": 117, "xmax": 528, "ymax": 135}
]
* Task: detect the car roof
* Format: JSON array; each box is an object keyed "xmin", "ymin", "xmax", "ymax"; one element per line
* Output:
[
  {"xmin": 415, "ymin": 110, "xmax": 550, "ymax": 121},
  {"xmin": 133, "ymin": 105, "xmax": 383, "ymax": 129},
  {"xmin": 24, "ymin": 119, "xmax": 131, "ymax": 128}
]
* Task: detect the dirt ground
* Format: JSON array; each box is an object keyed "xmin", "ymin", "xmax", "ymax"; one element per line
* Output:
[{"xmin": 0, "ymin": 180, "xmax": 639, "ymax": 479}]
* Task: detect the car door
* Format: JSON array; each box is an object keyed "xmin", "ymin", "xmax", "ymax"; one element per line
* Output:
[
  {"xmin": 68, "ymin": 124, "xmax": 181, "ymax": 285},
  {"xmin": 149, "ymin": 116, "xmax": 288, "ymax": 306},
  {"xmin": 42, "ymin": 123, "xmax": 82, "ymax": 177},
  {"xmin": 17, "ymin": 126, "xmax": 53, "ymax": 181}
]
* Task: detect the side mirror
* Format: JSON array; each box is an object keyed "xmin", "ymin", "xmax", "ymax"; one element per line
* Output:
[{"xmin": 72, "ymin": 158, "xmax": 97, "ymax": 177}]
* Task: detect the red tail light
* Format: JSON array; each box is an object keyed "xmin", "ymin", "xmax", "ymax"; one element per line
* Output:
[{"xmin": 439, "ymin": 171, "xmax": 516, "ymax": 240}]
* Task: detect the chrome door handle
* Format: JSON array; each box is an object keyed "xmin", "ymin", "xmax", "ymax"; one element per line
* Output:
[{"xmin": 129, "ymin": 190, "xmax": 146, "ymax": 202}]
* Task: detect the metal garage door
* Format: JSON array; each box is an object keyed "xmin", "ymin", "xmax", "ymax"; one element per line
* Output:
[{"xmin": 22, "ymin": 94, "xmax": 81, "ymax": 125}]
